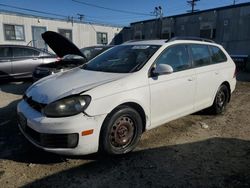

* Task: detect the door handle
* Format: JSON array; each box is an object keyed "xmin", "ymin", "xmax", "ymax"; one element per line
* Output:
[
  {"xmin": 187, "ymin": 78, "xmax": 193, "ymax": 81},
  {"xmin": 215, "ymin": 71, "xmax": 219, "ymax": 75},
  {"xmin": 32, "ymin": 58, "xmax": 38, "ymax": 60}
]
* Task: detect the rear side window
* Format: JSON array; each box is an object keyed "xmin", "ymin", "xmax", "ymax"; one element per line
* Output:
[
  {"xmin": 190, "ymin": 44, "xmax": 211, "ymax": 67},
  {"xmin": 13, "ymin": 47, "xmax": 40, "ymax": 57},
  {"xmin": 210, "ymin": 46, "xmax": 227, "ymax": 63},
  {"xmin": 0, "ymin": 47, "xmax": 11, "ymax": 58},
  {"xmin": 155, "ymin": 45, "xmax": 191, "ymax": 72}
]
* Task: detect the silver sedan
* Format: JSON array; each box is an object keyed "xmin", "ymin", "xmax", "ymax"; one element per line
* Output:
[{"xmin": 0, "ymin": 45, "xmax": 57, "ymax": 79}]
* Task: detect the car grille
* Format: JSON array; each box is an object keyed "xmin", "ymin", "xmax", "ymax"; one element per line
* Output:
[
  {"xmin": 23, "ymin": 94, "xmax": 46, "ymax": 112},
  {"xmin": 25, "ymin": 125, "xmax": 78, "ymax": 148},
  {"xmin": 17, "ymin": 113, "xmax": 79, "ymax": 148}
]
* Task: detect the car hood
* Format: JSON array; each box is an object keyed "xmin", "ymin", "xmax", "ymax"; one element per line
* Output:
[
  {"xmin": 26, "ymin": 68, "xmax": 129, "ymax": 104},
  {"xmin": 42, "ymin": 31, "xmax": 85, "ymax": 58}
]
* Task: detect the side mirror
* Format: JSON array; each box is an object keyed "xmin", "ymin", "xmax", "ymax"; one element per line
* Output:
[{"xmin": 151, "ymin": 64, "xmax": 174, "ymax": 77}]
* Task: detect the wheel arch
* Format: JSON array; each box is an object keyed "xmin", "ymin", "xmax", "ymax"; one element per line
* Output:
[
  {"xmin": 119, "ymin": 102, "xmax": 147, "ymax": 133},
  {"xmin": 221, "ymin": 81, "xmax": 231, "ymax": 102},
  {"xmin": 101, "ymin": 102, "xmax": 147, "ymax": 133}
]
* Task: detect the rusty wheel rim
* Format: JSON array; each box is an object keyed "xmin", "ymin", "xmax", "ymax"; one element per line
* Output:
[{"xmin": 109, "ymin": 116, "xmax": 135, "ymax": 149}]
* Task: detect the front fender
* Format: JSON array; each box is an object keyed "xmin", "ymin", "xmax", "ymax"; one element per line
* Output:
[{"xmin": 84, "ymin": 85, "xmax": 151, "ymax": 127}]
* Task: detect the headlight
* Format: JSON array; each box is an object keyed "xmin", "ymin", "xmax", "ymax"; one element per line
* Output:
[{"xmin": 43, "ymin": 95, "xmax": 91, "ymax": 117}]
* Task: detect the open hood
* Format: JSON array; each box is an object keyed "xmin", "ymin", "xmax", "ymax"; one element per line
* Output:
[{"xmin": 42, "ymin": 31, "xmax": 85, "ymax": 58}]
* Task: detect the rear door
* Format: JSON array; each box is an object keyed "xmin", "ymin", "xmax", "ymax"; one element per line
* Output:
[
  {"xmin": 149, "ymin": 44, "xmax": 196, "ymax": 128},
  {"xmin": 189, "ymin": 44, "xmax": 222, "ymax": 111},
  {"xmin": 11, "ymin": 47, "xmax": 42, "ymax": 77},
  {"xmin": 0, "ymin": 46, "xmax": 12, "ymax": 78}
]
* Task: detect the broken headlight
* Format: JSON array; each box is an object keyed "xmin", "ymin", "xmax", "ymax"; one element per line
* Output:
[{"xmin": 43, "ymin": 95, "xmax": 91, "ymax": 117}]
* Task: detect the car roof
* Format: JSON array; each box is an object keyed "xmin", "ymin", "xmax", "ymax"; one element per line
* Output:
[
  {"xmin": 122, "ymin": 37, "xmax": 217, "ymax": 46},
  {"xmin": 0, "ymin": 44, "xmax": 38, "ymax": 48}
]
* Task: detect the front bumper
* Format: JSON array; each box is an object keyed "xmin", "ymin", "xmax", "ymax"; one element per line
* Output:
[{"xmin": 17, "ymin": 100, "xmax": 107, "ymax": 155}]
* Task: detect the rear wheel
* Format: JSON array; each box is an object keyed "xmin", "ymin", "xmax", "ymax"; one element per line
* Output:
[
  {"xmin": 100, "ymin": 106, "xmax": 143, "ymax": 155},
  {"xmin": 210, "ymin": 85, "xmax": 229, "ymax": 114}
]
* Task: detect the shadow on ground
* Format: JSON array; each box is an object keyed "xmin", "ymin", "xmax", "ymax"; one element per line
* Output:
[
  {"xmin": 0, "ymin": 80, "xmax": 62, "ymax": 164},
  {"xmin": 18, "ymin": 138, "xmax": 250, "ymax": 187},
  {"xmin": 0, "ymin": 79, "xmax": 32, "ymax": 95}
]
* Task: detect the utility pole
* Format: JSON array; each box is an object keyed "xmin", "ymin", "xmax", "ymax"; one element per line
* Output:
[
  {"xmin": 187, "ymin": 0, "xmax": 200, "ymax": 13},
  {"xmin": 153, "ymin": 6, "xmax": 163, "ymax": 39},
  {"xmin": 233, "ymin": 0, "xmax": 238, "ymax": 5},
  {"xmin": 77, "ymin": 14, "xmax": 84, "ymax": 22},
  {"xmin": 153, "ymin": 6, "xmax": 163, "ymax": 19}
]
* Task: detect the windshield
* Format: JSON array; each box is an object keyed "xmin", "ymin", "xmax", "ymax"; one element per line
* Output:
[{"xmin": 82, "ymin": 45, "xmax": 160, "ymax": 73}]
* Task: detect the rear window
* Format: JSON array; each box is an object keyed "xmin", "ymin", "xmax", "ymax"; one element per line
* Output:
[
  {"xmin": 190, "ymin": 44, "xmax": 211, "ymax": 67},
  {"xmin": 210, "ymin": 46, "xmax": 227, "ymax": 63},
  {"xmin": 13, "ymin": 47, "xmax": 40, "ymax": 57}
]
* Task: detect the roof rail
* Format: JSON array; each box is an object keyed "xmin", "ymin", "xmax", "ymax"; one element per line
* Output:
[
  {"xmin": 168, "ymin": 37, "xmax": 215, "ymax": 43},
  {"xmin": 123, "ymin": 39, "xmax": 168, "ymax": 43}
]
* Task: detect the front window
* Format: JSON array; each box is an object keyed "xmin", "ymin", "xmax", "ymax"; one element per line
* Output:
[
  {"xmin": 82, "ymin": 45, "xmax": 160, "ymax": 73},
  {"xmin": 155, "ymin": 45, "xmax": 191, "ymax": 72},
  {"xmin": 4, "ymin": 24, "xmax": 25, "ymax": 41}
]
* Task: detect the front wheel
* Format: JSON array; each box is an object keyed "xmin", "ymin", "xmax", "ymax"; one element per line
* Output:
[
  {"xmin": 210, "ymin": 85, "xmax": 230, "ymax": 114},
  {"xmin": 100, "ymin": 106, "xmax": 143, "ymax": 155}
]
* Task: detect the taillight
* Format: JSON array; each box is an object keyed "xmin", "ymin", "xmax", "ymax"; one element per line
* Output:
[{"xmin": 233, "ymin": 67, "xmax": 237, "ymax": 78}]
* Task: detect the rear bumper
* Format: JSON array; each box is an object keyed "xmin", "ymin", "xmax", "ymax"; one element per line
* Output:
[{"xmin": 230, "ymin": 77, "xmax": 237, "ymax": 93}]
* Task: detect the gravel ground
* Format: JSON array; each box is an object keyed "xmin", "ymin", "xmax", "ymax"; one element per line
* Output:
[{"xmin": 0, "ymin": 75, "xmax": 250, "ymax": 188}]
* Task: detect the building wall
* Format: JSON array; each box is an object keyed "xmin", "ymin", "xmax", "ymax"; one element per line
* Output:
[
  {"xmin": 130, "ymin": 4, "xmax": 250, "ymax": 55},
  {"xmin": 0, "ymin": 11, "xmax": 123, "ymax": 52}
]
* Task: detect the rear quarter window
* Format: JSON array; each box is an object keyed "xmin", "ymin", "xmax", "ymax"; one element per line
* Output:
[{"xmin": 210, "ymin": 45, "xmax": 227, "ymax": 63}]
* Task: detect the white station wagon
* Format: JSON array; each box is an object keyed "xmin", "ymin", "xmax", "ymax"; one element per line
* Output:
[{"xmin": 17, "ymin": 35, "xmax": 236, "ymax": 155}]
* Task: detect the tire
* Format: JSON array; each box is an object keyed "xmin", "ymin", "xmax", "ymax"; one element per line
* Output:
[
  {"xmin": 100, "ymin": 105, "xmax": 143, "ymax": 155},
  {"xmin": 210, "ymin": 85, "xmax": 230, "ymax": 114}
]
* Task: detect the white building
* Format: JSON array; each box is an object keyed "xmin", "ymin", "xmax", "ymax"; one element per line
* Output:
[{"xmin": 0, "ymin": 10, "xmax": 123, "ymax": 52}]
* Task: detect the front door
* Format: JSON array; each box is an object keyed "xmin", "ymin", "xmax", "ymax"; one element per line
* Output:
[
  {"xmin": 149, "ymin": 44, "xmax": 196, "ymax": 128},
  {"xmin": 32, "ymin": 26, "xmax": 47, "ymax": 49}
]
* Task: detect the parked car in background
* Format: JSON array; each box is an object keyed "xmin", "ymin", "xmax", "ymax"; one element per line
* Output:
[
  {"xmin": 17, "ymin": 37, "xmax": 236, "ymax": 156},
  {"xmin": 33, "ymin": 31, "xmax": 112, "ymax": 80},
  {"xmin": 0, "ymin": 45, "xmax": 56, "ymax": 79}
]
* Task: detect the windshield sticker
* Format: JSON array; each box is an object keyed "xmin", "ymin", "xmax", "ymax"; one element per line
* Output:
[{"xmin": 132, "ymin": 45, "xmax": 150, "ymax": 50}]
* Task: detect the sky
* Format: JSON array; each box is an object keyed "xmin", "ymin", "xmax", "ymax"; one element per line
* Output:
[{"xmin": 0, "ymin": 0, "xmax": 250, "ymax": 26}]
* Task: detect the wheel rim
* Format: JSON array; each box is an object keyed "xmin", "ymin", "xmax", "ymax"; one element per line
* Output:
[
  {"xmin": 217, "ymin": 90, "xmax": 226, "ymax": 108},
  {"xmin": 109, "ymin": 116, "xmax": 135, "ymax": 149}
]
